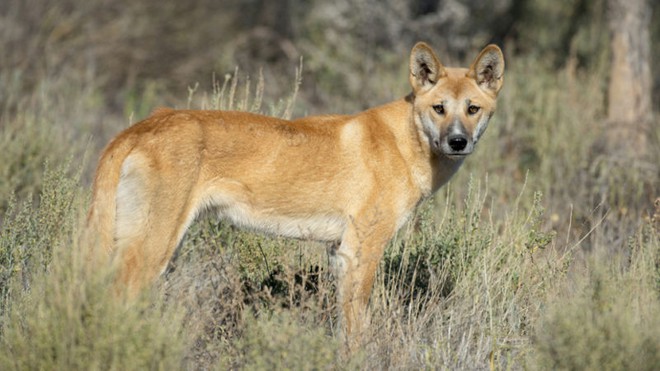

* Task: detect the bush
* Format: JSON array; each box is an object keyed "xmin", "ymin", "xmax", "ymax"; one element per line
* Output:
[
  {"xmin": 218, "ymin": 311, "xmax": 348, "ymax": 370},
  {"xmin": 0, "ymin": 163, "xmax": 189, "ymax": 370},
  {"xmin": 532, "ymin": 227, "xmax": 660, "ymax": 370},
  {"xmin": 0, "ymin": 162, "xmax": 82, "ymax": 316}
]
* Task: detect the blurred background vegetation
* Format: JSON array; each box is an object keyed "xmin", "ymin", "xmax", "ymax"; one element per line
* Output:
[
  {"xmin": 1, "ymin": 0, "xmax": 658, "ymax": 201},
  {"xmin": 0, "ymin": 0, "xmax": 658, "ymax": 369}
]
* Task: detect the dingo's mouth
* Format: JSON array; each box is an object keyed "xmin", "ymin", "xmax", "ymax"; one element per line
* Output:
[{"xmin": 444, "ymin": 151, "xmax": 472, "ymax": 159}]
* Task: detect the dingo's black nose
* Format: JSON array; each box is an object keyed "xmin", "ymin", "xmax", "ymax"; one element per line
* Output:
[{"xmin": 448, "ymin": 134, "xmax": 468, "ymax": 152}]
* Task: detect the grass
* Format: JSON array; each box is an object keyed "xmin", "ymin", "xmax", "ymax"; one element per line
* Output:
[
  {"xmin": 0, "ymin": 0, "xmax": 659, "ymax": 368},
  {"xmin": 1, "ymin": 148, "xmax": 656, "ymax": 369},
  {"xmin": 531, "ymin": 220, "xmax": 660, "ymax": 370}
]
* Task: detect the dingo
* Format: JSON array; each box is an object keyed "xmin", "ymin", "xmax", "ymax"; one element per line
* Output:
[{"xmin": 86, "ymin": 42, "xmax": 504, "ymax": 336}]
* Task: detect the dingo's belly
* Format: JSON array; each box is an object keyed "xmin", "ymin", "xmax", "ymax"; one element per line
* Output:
[{"xmin": 217, "ymin": 202, "xmax": 346, "ymax": 241}]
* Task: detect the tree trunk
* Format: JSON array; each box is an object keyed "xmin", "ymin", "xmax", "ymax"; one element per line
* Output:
[{"xmin": 606, "ymin": 0, "xmax": 653, "ymax": 154}]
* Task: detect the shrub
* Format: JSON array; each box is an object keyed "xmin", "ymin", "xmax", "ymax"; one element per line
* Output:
[
  {"xmin": 0, "ymin": 163, "xmax": 189, "ymax": 370},
  {"xmin": 531, "ymin": 223, "xmax": 660, "ymax": 370}
]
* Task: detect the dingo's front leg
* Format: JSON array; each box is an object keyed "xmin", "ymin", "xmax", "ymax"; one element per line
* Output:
[{"xmin": 332, "ymin": 210, "xmax": 394, "ymax": 341}]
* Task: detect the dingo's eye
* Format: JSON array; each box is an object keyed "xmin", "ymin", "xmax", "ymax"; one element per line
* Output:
[
  {"xmin": 433, "ymin": 105, "xmax": 445, "ymax": 115},
  {"xmin": 467, "ymin": 105, "xmax": 480, "ymax": 115}
]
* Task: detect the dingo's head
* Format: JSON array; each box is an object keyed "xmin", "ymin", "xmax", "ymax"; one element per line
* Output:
[{"xmin": 409, "ymin": 42, "xmax": 504, "ymax": 159}]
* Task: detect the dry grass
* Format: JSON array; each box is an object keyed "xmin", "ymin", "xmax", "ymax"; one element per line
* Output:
[{"xmin": 1, "ymin": 156, "xmax": 656, "ymax": 369}]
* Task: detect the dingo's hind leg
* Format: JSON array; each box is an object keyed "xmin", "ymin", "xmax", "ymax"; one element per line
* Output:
[{"xmin": 113, "ymin": 153, "xmax": 199, "ymax": 296}]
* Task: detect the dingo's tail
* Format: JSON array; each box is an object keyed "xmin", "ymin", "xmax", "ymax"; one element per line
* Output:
[{"xmin": 84, "ymin": 137, "xmax": 136, "ymax": 258}]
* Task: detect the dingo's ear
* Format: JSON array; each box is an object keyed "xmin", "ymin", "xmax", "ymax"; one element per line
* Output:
[
  {"xmin": 410, "ymin": 42, "xmax": 446, "ymax": 94},
  {"xmin": 468, "ymin": 45, "xmax": 505, "ymax": 96}
]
